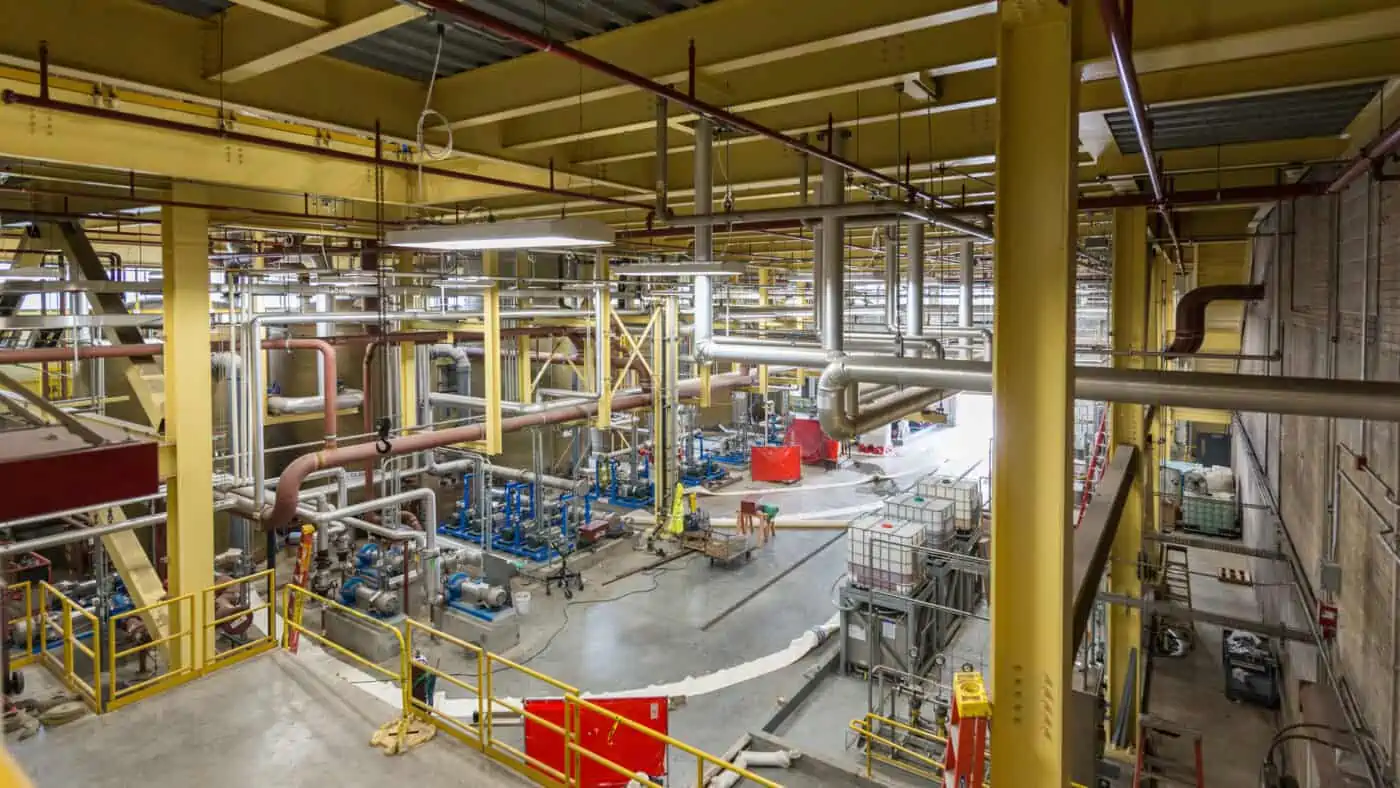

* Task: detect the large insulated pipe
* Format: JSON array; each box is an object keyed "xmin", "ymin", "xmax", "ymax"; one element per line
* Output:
[
  {"xmin": 820, "ymin": 131, "xmax": 847, "ymax": 353},
  {"xmin": 0, "ymin": 343, "xmax": 160, "ymax": 363},
  {"xmin": 883, "ymin": 224, "xmax": 900, "ymax": 337},
  {"xmin": 693, "ymin": 118, "xmax": 715, "ymax": 350},
  {"xmin": 1166, "ymin": 284, "xmax": 1266, "ymax": 356},
  {"xmin": 959, "ymin": 240, "xmax": 975, "ymax": 329},
  {"xmin": 263, "ymin": 371, "xmax": 755, "ymax": 532},
  {"xmin": 819, "ymin": 356, "xmax": 1400, "ymax": 423},
  {"xmin": 906, "ymin": 223, "xmax": 925, "ymax": 357}
]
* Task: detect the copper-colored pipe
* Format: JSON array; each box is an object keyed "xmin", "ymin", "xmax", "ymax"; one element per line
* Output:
[
  {"xmin": 0, "ymin": 344, "xmax": 160, "ymax": 363},
  {"xmin": 262, "ymin": 338, "xmax": 338, "ymax": 448},
  {"xmin": 0, "ymin": 90, "xmax": 648, "ymax": 214},
  {"xmin": 263, "ymin": 370, "xmax": 756, "ymax": 531},
  {"xmin": 1329, "ymin": 113, "xmax": 1400, "ymax": 194},
  {"xmin": 1165, "ymin": 284, "xmax": 1266, "ymax": 357}
]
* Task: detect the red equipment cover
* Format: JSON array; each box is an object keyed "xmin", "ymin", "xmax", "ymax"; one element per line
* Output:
[
  {"xmin": 750, "ymin": 445, "xmax": 801, "ymax": 483},
  {"xmin": 784, "ymin": 417, "xmax": 828, "ymax": 463},
  {"xmin": 0, "ymin": 426, "xmax": 159, "ymax": 522},
  {"xmin": 523, "ymin": 696, "xmax": 669, "ymax": 787}
]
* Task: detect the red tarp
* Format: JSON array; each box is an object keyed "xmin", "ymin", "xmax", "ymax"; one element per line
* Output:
[
  {"xmin": 523, "ymin": 696, "xmax": 668, "ymax": 787},
  {"xmin": 750, "ymin": 445, "xmax": 801, "ymax": 483},
  {"xmin": 785, "ymin": 418, "xmax": 827, "ymax": 463}
]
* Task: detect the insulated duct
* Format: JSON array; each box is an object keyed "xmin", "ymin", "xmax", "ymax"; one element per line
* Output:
[{"xmin": 1166, "ymin": 284, "xmax": 1266, "ymax": 356}]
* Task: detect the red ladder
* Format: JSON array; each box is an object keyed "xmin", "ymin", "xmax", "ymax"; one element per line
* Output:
[{"xmin": 1075, "ymin": 410, "xmax": 1109, "ymax": 528}]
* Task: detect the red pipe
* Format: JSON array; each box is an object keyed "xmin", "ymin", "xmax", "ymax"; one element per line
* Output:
[
  {"xmin": 1328, "ymin": 114, "xmax": 1400, "ymax": 194},
  {"xmin": 1079, "ymin": 182, "xmax": 1326, "ymax": 210},
  {"xmin": 263, "ymin": 370, "xmax": 755, "ymax": 531},
  {"xmin": 0, "ymin": 90, "xmax": 648, "ymax": 215},
  {"xmin": 0, "ymin": 344, "xmax": 160, "ymax": 363},
  {"xmin": 262, "ymin": 338, "xmax": 338, "ymax": 448},
  {"xmin": 414, "ymin": 0, "xmax": 957, "ymax": 210}
]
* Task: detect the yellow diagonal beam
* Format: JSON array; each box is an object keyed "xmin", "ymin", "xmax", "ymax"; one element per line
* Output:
[
  {"xmin": 989, "ymin": 2, "xmax": 1076, "ymax": 785},
  {"xmin": 211, "ymin": 1, "xmax": 423, "ymax": 83}
]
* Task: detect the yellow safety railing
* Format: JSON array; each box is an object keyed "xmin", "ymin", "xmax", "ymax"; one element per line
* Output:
[
  {"xmin": 281, "ymin": 585, "xmax": 410, "ymax": 731},
  {"xmin": 401, "ymin": 617, "xmax": 766, "ymax": 788},
  {"xmin": 403, "ymin": 619, "xmax": 486, "ymax": 748},
  {"xmin": 203, "ymin": 569, "xmax": 276, "ymax": 672},
  {"xmin": 565, "ymin": 693, "xmax": 783, "ymax": 788},
  {"xmin": 37, "ymin": 582, "xmax": 102, "ymax": 713},
  {"xmin": 481, "ymin": 650, "xmax": 580, "ymax": 785},
  {"xmin": 106, "ymin": 593, "xmax": 196, "ymax": 711},
  {"xmin": 7, "ymin": 581, "xmax": 36, "ymax": 670},
  {"xmin": 849, "ymin": 712, "xmax": 947, "ymax": 782}
]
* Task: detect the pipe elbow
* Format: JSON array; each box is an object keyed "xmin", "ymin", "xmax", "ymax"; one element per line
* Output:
[{"xmin": 263, "ymin": 452, "xmax": 324, "ymax": 532}]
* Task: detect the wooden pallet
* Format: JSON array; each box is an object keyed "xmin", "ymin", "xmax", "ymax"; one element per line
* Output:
[{"xmin": 1218, "ymin": 567, "xmax": 1254, "ymax": 586}]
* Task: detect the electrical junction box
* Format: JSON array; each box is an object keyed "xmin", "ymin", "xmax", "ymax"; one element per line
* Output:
[{"xmin": 1319, "ymin": 561, "xmax": 1342, "ymax": 593}]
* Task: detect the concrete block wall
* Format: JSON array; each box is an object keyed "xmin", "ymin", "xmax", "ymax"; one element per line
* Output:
[{"xmin": 1238, "ymin": 169, "xmax": 1400, "ymax": 783}]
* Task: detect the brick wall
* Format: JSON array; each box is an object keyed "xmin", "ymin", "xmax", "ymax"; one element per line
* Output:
[{"xmin": 1240, "ymin": 170, "xmax": 1400, "ymax": 783}]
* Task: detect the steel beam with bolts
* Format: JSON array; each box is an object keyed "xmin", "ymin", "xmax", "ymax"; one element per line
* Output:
[
  {"xmin": 989, "ymin": 2, "xmax": 1077, "ymax": 784},
  {"xmin": 1106, "ymin": 206, "xmax": 1151, "ymax": 746},
  {"xmin": 163, "ymin": 184, "xmax": 214, "ymax": 669}
]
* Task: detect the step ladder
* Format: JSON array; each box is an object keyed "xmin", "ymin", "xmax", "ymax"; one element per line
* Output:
[
  {"xmin": 285, "ymin": 525, "xmax": 316, "ymax": 653},
  {"xmin": 1160, "ymin": 545, "xmax": 1194, "ymax": 613},
  {"xmin": 1134, "ymin": 714, "xmax": 1205, "ymax": 787}
]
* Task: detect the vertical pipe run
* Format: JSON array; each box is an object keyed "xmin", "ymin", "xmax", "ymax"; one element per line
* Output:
[
  {"xmin": 883, "ymin": 223, "xmax": 900, "ymax": 337},
  {"xmin": 820, "ymin": 131, "xmax": 847, "ymax": 353},
  {"xmin": 906, "ymin": 223, "xmax": 925, "ymax": 357},
  {"xmin": 693, "ymin": 118, "xmax": 715, "ymax": 349},
  {"xmin": 654, "ymin": 97, "xmax": 669, "ymax": 216},
  {"xmin": 959, "ymin": 240, "xmax": 975, "ymax": 329}
]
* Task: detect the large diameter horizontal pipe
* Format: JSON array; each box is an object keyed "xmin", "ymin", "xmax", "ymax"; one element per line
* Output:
[
  {"xmin": 264, "ymin": 371, "xmax": 755, "ymax": 531},
  {"xmin": 0, "ymin": 343, "xmax": 161, "ymax": 363},
  {"xmin": 829, "ymin": 357, "xmax": 1400, "ymax": 422},
  {"xmin": 0, "ymin": 499, "xmax": 236, "ymax": 558}
]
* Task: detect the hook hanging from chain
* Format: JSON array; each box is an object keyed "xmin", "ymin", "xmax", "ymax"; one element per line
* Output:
[{"xmin": 375, "ymin": 417, "xmax": 392, "ymax": 455}]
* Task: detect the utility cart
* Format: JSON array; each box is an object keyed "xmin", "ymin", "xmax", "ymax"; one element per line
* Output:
[{"xmin": 701, "ymin": 530, "xmax": 757, "ymax": 567}]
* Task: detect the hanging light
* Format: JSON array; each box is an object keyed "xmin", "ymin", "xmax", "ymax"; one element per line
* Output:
[{"xmin": 385, "ymin": 217, "xmax": 614, "ymax": 251}]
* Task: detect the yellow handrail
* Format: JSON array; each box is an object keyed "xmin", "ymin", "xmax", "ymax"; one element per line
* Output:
[
  {"xmin": 7, "ymin": 582, "xmax": 35, "ymax": 670},
  {"xmin": 37, "ymin": 582, "xmax": 101, "ymax": 713},
  {"xmin": 849, "ymin": 714, "xmax": 946, "ymax": 782},
  {"xmin": 106, "ymin": 593, "xmax": 196, "ymax": 711},
  {"xmin": 203, "ymin": 569, "xmax": 276, "ymax": 671}
]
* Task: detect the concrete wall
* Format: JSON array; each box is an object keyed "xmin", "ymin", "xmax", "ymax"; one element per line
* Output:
[{"xmin": 1239, "ymin": 169, "xmax": 1400, "ymax": 784}]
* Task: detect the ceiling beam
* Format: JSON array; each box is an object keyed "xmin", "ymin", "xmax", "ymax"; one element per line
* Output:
[
  {"xmin": 210, "ymin": 0, "xmax": 424, "ymax": 83},
  {"xmin": 224, "ymin": 0, "xmax": 330, "ymax": 28}
]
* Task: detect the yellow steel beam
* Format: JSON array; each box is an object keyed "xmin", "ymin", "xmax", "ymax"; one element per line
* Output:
[
  {"xmin": 162, "ymin": 184, "xmax": 213, "ymax": 670},
  {"xmin": 224, "ymin": 0, "xmax": 330, "ymax": 29},
  {"xmin": 989, "ymin": 2, "xmax": 1075, "ymax": 785},
  {"xmin": 210, "ymin": 1, "xmax": 424, "ymax": 83},
  {"xmin": 483, "ymin": 250, "xmax": 502, "ymax": 455},
  {"xmin": 435, "ymin": 0, "xmax": 995, "ymax": 129},
  {"xmin": 3, "ymin": 0, "xmax": 421, "ymax": 138},
  {"xmin": 1107, "ymin": 207, "xmax": 1150, "ymax": 748},
  {"xmin": 516, "ymin": 336, "xmax": 533, "ymax": 403}
]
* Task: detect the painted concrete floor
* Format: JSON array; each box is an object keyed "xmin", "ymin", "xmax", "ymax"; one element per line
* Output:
[{"xmin": 11, "ymin": 650, "xmax": 529, "ymax": 788}]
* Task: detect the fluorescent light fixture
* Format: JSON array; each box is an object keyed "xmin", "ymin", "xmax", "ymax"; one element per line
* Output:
[
  {"xmin": 613, "ymin": 261, "xmax": 747, "ymax": 277},
  {"xmin": 386, "ymin": 218, "xmax": 614, "ymax": 251}
]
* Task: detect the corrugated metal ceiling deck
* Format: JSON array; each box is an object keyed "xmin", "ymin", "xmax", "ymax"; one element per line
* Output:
[
  {"xmin": 334, "ymin": 1, "xmax": 713, "ymax": 82},
  {"xmin": 141, "ymin": 0, "xmax": 711, "ymax": 82},
  {"xmin": 1107, "ymin": 81, "xmax": 1384, "ymax": 154}
]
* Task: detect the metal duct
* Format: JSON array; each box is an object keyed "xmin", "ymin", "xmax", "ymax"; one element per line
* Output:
[{"xmin": 1166, "ymin": 284, "xmax": 1266, "ymax": 356}]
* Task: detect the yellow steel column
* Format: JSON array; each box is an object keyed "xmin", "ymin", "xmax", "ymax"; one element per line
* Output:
[
  {"xmin": 483, "ymin": 250, "xmax": 502, "ymax": 455},
  {"xmin": 595, "ymin": 251, "xmax": 612, "ymax": 429},
  {"xmin": 516, "ymin": 336, "xmax": 533, "ymax": 403},
  {"xmin": 1107, "ymin": 207, "xmax": 1149, "ymax": 745},
  {"xmin": 989, "ymin": 2, "xmax": 1077, "ymax": 785},
  {"xmin": 162, "ymin": 184, "xmax": 212, "ymax": 670}
]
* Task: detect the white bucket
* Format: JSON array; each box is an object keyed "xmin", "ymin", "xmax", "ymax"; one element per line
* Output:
[{"xmin": 514, "ymin": 591, "xmax": 532, "ymax": 615}]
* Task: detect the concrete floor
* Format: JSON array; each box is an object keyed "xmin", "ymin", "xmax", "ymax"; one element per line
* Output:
[
  {"xmin": 1147, "ymin": 543, "xmax": 1278, "ymax": 786},
  {"xmin": 11, "ymin": 651, "xmax": 529, "ymax": 788}
]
